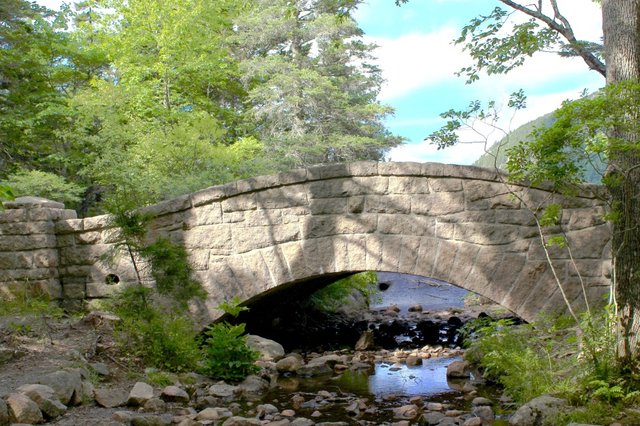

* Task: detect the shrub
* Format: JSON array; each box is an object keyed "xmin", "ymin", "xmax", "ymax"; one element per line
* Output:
[
  {"xmin": 200, "ymin": 322, "xmax": 260, "ymax": 381},
  {"xmin": 4, "ymin": 169, "xmax": 85, "ymax": 206},
  {"xmin": 309, "ymin": 271, "xmax": 378, "ymax": 313},
  {"xmin": 110, "ymin": 286, "xmax": 201, "ymax": 372}
]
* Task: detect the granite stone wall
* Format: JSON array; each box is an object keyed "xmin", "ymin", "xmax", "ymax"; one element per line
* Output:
[{"xmin": 0, "ymin": 162, "xmax": 611, "ymax": 323}]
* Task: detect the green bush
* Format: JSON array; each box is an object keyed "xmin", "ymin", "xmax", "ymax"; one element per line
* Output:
[
  {"xmin": 309, "ymin": 271, "xmax": 378, "ymax": 313},
  {"xmin": 201, "ymin": 322, "xmax": 259, "ymax": 381},
  {"xmin": 110, "ymin": 286, "xmax": 201, "ymax": 372},
  {"xmin": 4, "ymin": 169, "xmax": 85, "ymax": 206}
]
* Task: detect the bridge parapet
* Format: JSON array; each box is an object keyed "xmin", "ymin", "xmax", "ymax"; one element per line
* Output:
[{"xmin": 0, "ymin": 163, "xmax": 611, "ymax": 322}]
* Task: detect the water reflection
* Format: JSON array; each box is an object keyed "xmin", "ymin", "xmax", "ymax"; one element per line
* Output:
[{"xmin": 332, "ymin": 356, "xmax": 461, "ymax": 397}]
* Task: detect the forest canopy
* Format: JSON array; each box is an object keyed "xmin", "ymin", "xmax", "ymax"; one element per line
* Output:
[{"xmin": 0, "ymin": 0, "xmax": 401, "ymax": 214}]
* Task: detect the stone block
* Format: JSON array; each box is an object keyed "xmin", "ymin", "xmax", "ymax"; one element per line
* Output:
[
  {"xmin": 364, "ymin": 234, "xmax": 384, "ymax": 271},
  {"xmin": 182, "ymin": 225, "xmax": 232, "ymax": 250},
  {"xmin": 453, "ymin": 223, "xmax": 523, "ymax": 245},
  {"xmin": 307, "ymin": 178, "xmax": 358, "ymax": 198},
  {"xmin": 233, "ymin": 223, "xmax": 300, "ymax": 253},
  {"xmin": 32, "ymin": 249, "xmax": 59, "ymax": 268},
  {"xmin": 309, "ymin": 198, "xmax": 347, "ymax": 215},
  {"xmin": 432, "ymin": 240, "xmax": 458, "ymax": 282},
  {"xmin": 28, "ymin": 208, "xmax": 76, "ymax": 222},
  {"xmin": 352, "ymin": 176, "xmax": 389, "ymax": 195},
  {"xmin": 260, "ymin": 246, "xmax": 293, "ymax": 286},
  {"xmin": 0, "ymin": 234, "xmax": 57, "ymax": 251},
  {"xmin": 378, "ymin": 162, "xmax": 422, "ymax": 176},
  {"xmin": 54, "ymin": 219, "xmax": 84, "ymax": 234},
  {"xmin": 388, "ymin": 176, "xmax": 430, "ymax": 194},
  {"xmin": 190, "ymin": 182, "xmax": 239, "ymax": 207},
  {"xmin": 412, "ymin": 237, "xmax": 438, "ymax": 278},
  {"xmin": 397, "ymin": 236, "xmax": 421, "ymax": 274},
  {"xmin": 60, "ymin": 244, "xmax": 111, "ymax": 266},
  {"xmin": 62, "ymin": 281, "xmax": 86, "ymax": 299},
  {"xmin": 307, "ymin": 163, "xmax": 350, "ymax": 180},
  {"xmin": 82, "ymin": 214, "xmax": 111, "ymax": 232},
  {"xmin": 0, "ymin": 252, "xmax": 33, "ymax": 269},
  {"xmin": 276, "ymin": 168, "xmax": 308, "ymax": 185},
  {"xmin": 222, "ymin": 194, "xmax": 256, "ymax": 212},
  {"xmin": 448, "ymin": 243, "xmax": 481, "ymax": 286},
  {"xmin": 429, "ymin": 178, "xmax": 463, "ymax": 192},
  {"xmin": 377, "ymin": 215, "xmax": 435, "ymax": 236},
  {"xmin": 139, "ymin": 195, "xmax": 191, "ymax": 217},
  {"xmin": 411, "ymin": 193, "xmax": 465, "ymax": 216},
  {"xmin": 256, "ymin": 187, "xmax": 307, "ymax": 209},
  {"xmin": 243, "ymin": 209, "xmax": 283, "ymax": 226},
  {"xmin": 347, "ymin": 196, "xmax": 364, "ymax": 213},
  {"xmin": 364, "ymin": 195, "xmax": 411, "ymax": 214},
  {"xmin": 185, "ymin": 203, "xmax": 223, "ymax": 226},
  {"xmin": 302, "ymin": 215, "xmax": 376, "ymax": 239},
  {"xmin": 0, "ymin": 208, "xmax": 28, "ymax": 223},
  {"xmin": 349, "ymin": 161, "xmax": 378, "ymax": 176}
]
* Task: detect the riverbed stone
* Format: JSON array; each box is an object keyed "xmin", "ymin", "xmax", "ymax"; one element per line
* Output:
[
  {"xmin": 463, "ymin": 418, "xmax": 483, "ymax": 426},
  {"xmin": 128, "ymin": 382, "xmax": 155, "ymax": 406},
  {"xmin": 392, "ymin": 404, "xmax": 419, "ymax": 420},
  {"xmin": 0, "ymin": 398, "xmax": 7, "ymax": 426},
  {"xmin": 421, "ymin": 411, "xmax": 445, "ymax": 425},
  {"xmin": 208, "ymin": 382, "xmax": 238, "ymax": 398},
  {"xmin": 472, "ymin": 405, "xmax": 494, "ymax": 424},
  {"xmin": 355, "ymin": 330, "xmax": 375, "ymax": 350},
  {"xmin": 276, "ymin": 355, "xmax": 304, "ymax": 373},
  {"xmin": 221, "ymin": 416, "xmax": 262, "ymax": 426},
  {"xmin": 94, "ymin": 388, "xmax": 128, "ymax": 408},
  {"xmin": 131, "ymin": 413, "xmax": 172, "ymax": 426},
  {"xmin": 509, "ymin": 395, "xmax": 567, "ymax": 426},
  {"xmin": 446, "ymin": 360, "xmax": 470, "ymax": 378},
  {"xmin": 160, "ymin": 385, "xmax": 189, "ymax": 403},
  {"xmin": 38, "ymin": 369, "xmax": 83, "ymax": 405},
  {"xmin": 471, "ymin": 397, "xmax": 492, "ymax": 406},
  {"xmin": 6, "ymin": 392, "xmax": 43, "ymax": 424},
  {"xmin": 246, "ymin": 335, "xmax": 285, "ymax": 361},
  {"xmin": 290, "ymin": 418, "xmax": 314, "ymax": 426},
  {"xmin": 237, "ymin": 375, "xmax": 270, "ymax": 400},
  {"xmin": 143, "ymin": 397, "xmax": 166, "ymax": 412},
  {"xmin": 406, "ymin": 355, "xmax": 422, "ymax": 366},
  {"xmin": 16, "ymin": 384, "xmax": 66, "ymax": 419}
]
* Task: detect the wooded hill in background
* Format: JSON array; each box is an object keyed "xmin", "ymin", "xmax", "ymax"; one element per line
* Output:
[{"xmin": 473, "ymin": 111, "xmax": 604, "ymax": 184}]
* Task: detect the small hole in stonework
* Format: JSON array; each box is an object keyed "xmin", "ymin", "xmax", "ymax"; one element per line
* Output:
[
  {"xmin": 378, "ymin": 282, "xmax": 391, "ymax": 291},
  {"xmin": 105, "ymin": 274, "xmax": 120, "ymax": 285}
]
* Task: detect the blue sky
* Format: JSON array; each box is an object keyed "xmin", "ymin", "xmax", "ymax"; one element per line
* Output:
[
  {"xmin": 354, "ymin": 0, "xmax": 605, "ymax": 164},
  {"xmin": 38, "ymin": 0, "xmax": 604, "ymax": 165}
]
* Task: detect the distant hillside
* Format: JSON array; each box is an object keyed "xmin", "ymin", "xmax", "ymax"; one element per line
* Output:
[
  {"xmin": 473, "ymin": 112, "xmax": 556, "ymax": 170},
  {"xmin": 473, "ymin": 111, "xmax": 604, "ymax": 184}
]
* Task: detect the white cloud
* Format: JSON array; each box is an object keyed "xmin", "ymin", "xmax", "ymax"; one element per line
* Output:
[
  {"xmin": 388, "ymin": 87, "xmax": 601, "ymax": 165},
  {"xmin": 368, "ymin": 29, "xmax": 469, "ymax": 101}
]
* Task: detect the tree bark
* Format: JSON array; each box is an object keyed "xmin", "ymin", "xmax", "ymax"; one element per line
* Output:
[{"xmin": 602, "ymin": 0, "xmax": 640, "ymax": 361}]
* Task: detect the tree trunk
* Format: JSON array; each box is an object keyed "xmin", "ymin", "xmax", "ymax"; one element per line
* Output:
[{"xmin": 602, "ymin": 0, "xmax": 640, "ymax": 362}]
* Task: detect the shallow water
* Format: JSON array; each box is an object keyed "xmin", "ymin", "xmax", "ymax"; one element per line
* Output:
[{"xmin": 372, "ymin": 272, "xmax": 468, "ymax": 314}]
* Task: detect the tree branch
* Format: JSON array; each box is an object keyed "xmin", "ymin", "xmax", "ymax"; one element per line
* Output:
[{"xmin": 499, "ymin": 0, "xmax": 606, "ymax": 77}]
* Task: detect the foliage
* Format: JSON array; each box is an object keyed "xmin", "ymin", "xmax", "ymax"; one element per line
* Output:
[
  {"xmin": 464, "ymin": 309, "xmax": 634, "ymax": 410},
  {"xmin": 308, "ymin": 271, "xmax": 378, "ymax": 314},
  {"xmin": 0, "ymin": 184, "xmax": 14, "ymax": 209},
  {"xmin": 200, "ymin": 321, "xmax": 260, "ymax": 381},
  {"xmin": 0, "ymin": 285, "xmax": 64, "ymax": 318},
  {"xmin": 140, "ymin": 237, "xmax": 206, "ymax": 306},
  {"xmin": 109, "ymin": 286, "xmax": 201, "ymax": 372},
  {"xmin": 4, "ymin": 169, "xmax": 86, "ymax": 206}
]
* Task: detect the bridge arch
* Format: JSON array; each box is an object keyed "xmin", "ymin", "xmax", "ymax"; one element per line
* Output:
[{"xmin": 0, "ymin": 162, "xmax": 611, "ymax": 322}]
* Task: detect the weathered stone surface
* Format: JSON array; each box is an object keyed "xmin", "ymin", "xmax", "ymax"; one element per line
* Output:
[
  {"xmin": 446, "ymin": 360, "xmax": 471, "ymax": 378},
  {"xmin": 276, "ymin": 355, "xmax": 304, "ymax": 373},
  {"xmin": 38, "ymin": 370, "xmax": 82, "ymax": 406},
  {"xmin": 160, "ymin": 386, "xmax": 189, "ymax": 403},
  {"xmin": 509, "ymin": 395, "xmax": 566, "ymax": 426},
  {"xmin": 237, "ymin": 375, "xmax": 269, "ymax": 400},
  {"xmin": 246, "ymin": 335, "xmax": 285, "ymax": 362},
  {"xmin": 0, "ymin": 398, "xmax": 7, "ymax": 426},
  {"xmin": 17, "ymin": 384, "xmax": 66, "ymax": 419},
  {"xmin": 94, "ymin": 388, "xmax": 128, "ymax": 408},
  {"xmin": 0, "ymin": 163, "xmax": 611, "ymax": 325},
  {"xmin": 128, "ymin": 382, "xmax": 155, "ymax": 407},
  {"xmin": 6, "ymin": 392, "xmax": 44, "ymax": 424},
  {"xmin": 221, "ymin": 416, "xmax": 262, "ymax": 426}
]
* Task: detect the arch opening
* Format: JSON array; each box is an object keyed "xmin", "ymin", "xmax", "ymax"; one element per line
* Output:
[{"xmin": 227, "ymin": 271, "xmax": 523, "ymax": 353}]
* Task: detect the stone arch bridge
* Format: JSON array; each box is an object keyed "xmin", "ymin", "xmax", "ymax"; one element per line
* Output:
[{"xmin": 0, "ymin": 162, "xmax": 611, "ymax": 323}]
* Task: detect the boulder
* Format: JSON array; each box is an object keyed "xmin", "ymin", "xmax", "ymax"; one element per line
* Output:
[
  {"xmin": 297, "ymin": 354, "xmax": 342, "ymax": 377},
  {"xmin": 355, "ymin": 330, "xmax": 375, "ymax": 351},
  {"xmin": 237, "ymin": 375, "xmax": 270, "ymax": 400},
  {"xmin": 221, "ymin": 416, "xmax": 262, "ymax": 426},
  {"xmin": 94, "ymin": 388, "xmax": 128, "ymax": 408},
  {"xmin": 160, "ymin": 386, "xmax": 190, "ymax": 403},
  {"xmin": 246, "ymin": 335, "xmax": 285, "ymax": 362},
  {"xmin": 406, "ymin": 355, "xmax": 422, "ymax": 367},
  {"xmin": 509, "ymin": 395, "xmax": 567, "ymax": 426},
  {"xmin": 131, "ymin": 413, "xmax": 172, "ymax": 426},
  {"xmin": 6, "ymin": 392, "xmax": 43, "ymax": 424},
  {"xmin": 38, "ymin": 369, "xmax": 83, "ymax": 405},
  {"xmin": 208, "ymin": 382, "xmax": 238, "ymax": 398},
  {"xmin": 143, "ymin": 397, "xmax": 166, "ymax": 412},
  {"xmin": 128, "ymin": 382, "xmax": 155, "ymax": 406},
  {"xmin": 16, "ymin": 384, "xmax": 66, "ymax": 419},
  {"xmin": 392, "ymin": 404, "xmax": 419, "ymax": 420},
  {"xmin": 276, "ymin": 355, "xmax": 303, "ymax": 373},
  {"xmin": 0, "ymin": 398, "xmax": 8, "ymax": 426},
  {"xmin": 472, "ymin": 405, "xmax": 495, "ymax": 424},
  {"xmin": 421, "ymin": 411, "xmax": 445, "ymax": 425},
  {"xmin": 446, "ymin": 360, "xmax": 471, "ymax": 378},
  {"xmin": 196, "ymin": 407, "xmax": 221, "ymax": 421}
]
